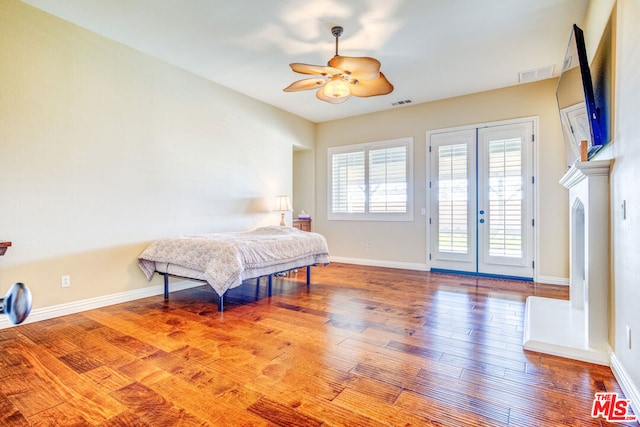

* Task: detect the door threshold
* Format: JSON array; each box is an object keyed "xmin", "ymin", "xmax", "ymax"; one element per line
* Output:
[{"xmin": 429, "ymin": 268, "xmax": 533, "ymax": 282}]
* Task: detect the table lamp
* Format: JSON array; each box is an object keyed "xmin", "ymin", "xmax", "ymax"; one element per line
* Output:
[{"xmin": 274, "ymin": 195, "xmax": 292, "ymax": 226}]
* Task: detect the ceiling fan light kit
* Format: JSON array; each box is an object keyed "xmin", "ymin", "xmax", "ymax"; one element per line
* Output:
[
  {"xmin": 324, "ymin": 76, "xmax": 350, "ymax": 98},
  {"xmin": 284, "ymin": 26, "xmax": 393, "ymax": 104}
]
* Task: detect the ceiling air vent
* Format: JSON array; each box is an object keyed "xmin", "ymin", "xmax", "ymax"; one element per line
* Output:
[
  {"xmin": 519, "ymin": 65, "xmax": 555, "ymax": 83},
  {"xmin": 392, "ymin": 99, "xmax": 413, "ymax": 107}
]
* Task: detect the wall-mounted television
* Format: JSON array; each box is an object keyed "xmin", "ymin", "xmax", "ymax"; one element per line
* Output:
[{"xmin": 556, "ymin": 24, "xmax": 603, "ymax": 168}]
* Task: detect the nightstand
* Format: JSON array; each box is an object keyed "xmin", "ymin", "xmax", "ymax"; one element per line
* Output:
[{"xmin": 292, "ymin": 219, "xmax": 311, "ymax": 232}]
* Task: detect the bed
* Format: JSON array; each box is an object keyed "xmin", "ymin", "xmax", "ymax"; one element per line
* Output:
[{"xmin": 138, "ymin": 226, "xmax": 330, "ymax": 311}]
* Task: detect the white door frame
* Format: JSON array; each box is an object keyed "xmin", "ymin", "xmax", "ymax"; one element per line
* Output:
[{"xmin": 426, "ymin": 116, "xmax": 540, "ymax": 281}]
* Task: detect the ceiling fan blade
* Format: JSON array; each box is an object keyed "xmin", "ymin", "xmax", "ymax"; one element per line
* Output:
[
  {"xmin": 349, "ymin": 72, "xmax": 394, "ymax": 97},
  {"xmin": 283, "ymin": 78, "xmax": 327, "ymax": 92},
  {"xmin": 328, "ymin": 56, "xmax": 381, "ymax": 81},
  {"xmin": 290, "ymin": 63, "xmax": 343, "ymax": 76},
  {"xmin": 316, "ymin": 87, "xmax": 351, "ymax": 104}
]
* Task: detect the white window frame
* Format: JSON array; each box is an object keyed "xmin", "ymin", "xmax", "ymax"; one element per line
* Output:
[{"xmin": 328, "ymin": 137, "xmax": 413, "ymax": 221}]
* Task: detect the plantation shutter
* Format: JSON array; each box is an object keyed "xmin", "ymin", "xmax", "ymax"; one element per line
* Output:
[
  {"xmin": 437, "ymin": 143, "xmax": 468, "ymax": 254},
  {"xmin": 369, "ymin": 145, "xmax": 408, "ymax": 213},
  {"xmin": 331, "ymin": 151, "xmax": 365, "ymax": 214},
  {"xmin": 487, "ymin": 138, "xmax": 523, "ymax": 257}
]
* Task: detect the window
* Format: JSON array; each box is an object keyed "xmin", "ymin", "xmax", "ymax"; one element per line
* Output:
[{"xmin": 328, "ymin": 137, "xmax": 413, "ymax": 221}]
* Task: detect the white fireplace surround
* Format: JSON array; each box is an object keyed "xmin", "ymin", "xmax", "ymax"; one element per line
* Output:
[{"xmin": 523, "ymin": 160, "xmax": 612, "ymax": 365}]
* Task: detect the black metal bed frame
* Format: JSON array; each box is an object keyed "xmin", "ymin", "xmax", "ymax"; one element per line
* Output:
[{"xmin": 161, "ymin": 265, "xmax": 312, "ymax": 312}]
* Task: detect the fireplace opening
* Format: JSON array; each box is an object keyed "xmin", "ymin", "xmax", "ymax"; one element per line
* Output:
[{"xmin": 571, "ymin": 198, "xmax": 585, "ymax": 310}]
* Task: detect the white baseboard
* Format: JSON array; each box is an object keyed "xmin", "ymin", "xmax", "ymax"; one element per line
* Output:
[
  {"xmin": 330, "ymin": 256, "xmax": 428, "ymax": 272},
  {"xmin": 610, "ymin": 351, "xmax": 640, "ymax": 421},
  {"xmin": 536, "ymin": 275, "xmax": 569, "ymax": 286},
  {"xmin": 0, "ymin": 280, "xmax": 203, "ymax": 330}
]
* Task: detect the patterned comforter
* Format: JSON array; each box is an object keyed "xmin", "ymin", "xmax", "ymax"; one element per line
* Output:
[{"xmin": 138, "ymin": 226, "xmax": 330, "ymax": 296}]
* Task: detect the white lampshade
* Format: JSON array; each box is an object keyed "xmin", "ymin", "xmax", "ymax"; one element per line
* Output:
[{"xmin": 274, "ymin": 195, "xmax": 292, "ymax": 211}]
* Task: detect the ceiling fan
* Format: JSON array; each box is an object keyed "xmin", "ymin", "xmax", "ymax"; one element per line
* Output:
[{"xmin": 283, "ymin": 26, "xmax": 394, "ymax": 104}]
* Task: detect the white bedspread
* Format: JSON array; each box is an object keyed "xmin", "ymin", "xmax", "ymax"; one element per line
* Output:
[{"xmin": 138, "ymin": 226, "xmax": 330, "ymax": 296}]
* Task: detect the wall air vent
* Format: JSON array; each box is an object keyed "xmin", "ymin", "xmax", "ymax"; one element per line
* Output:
[
  {"xmin": 519, "ymin": 65, "xmax": 555, "ymax": 83},
  {"xmin": 392, "ymin": 99, "xmax": 413, "ymax": 107}
]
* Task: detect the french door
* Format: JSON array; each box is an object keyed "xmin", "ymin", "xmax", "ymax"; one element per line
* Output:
[{"xmin": 429, "ymin": 121, "xmax": 535, "ymax": 279}]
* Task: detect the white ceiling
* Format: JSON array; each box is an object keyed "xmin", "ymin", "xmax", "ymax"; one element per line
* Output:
[{"xmin": 21, "ymin": 0, "xmax": 589, "ymax": 123}]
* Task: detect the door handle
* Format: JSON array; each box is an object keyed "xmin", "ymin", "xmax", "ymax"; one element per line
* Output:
[
  {"xmin": 479, "ymin": 219, "xmax": 485, "ymax": 223},
  {"xmin": 479, "ymin": 210, "xmax": 485, "ymax": 215}
]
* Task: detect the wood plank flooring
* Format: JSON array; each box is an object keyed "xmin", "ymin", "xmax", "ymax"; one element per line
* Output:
[{"xmin": 0, "ymin": 263, "xmax": 635, "ymax": 426}]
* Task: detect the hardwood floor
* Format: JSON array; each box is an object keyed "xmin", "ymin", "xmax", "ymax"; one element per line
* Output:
[{"xmin": 0, "ymin": 263, "xmax": 635, "ymax": 426}]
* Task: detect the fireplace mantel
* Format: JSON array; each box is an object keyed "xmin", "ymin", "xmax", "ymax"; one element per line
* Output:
[
  {"xmin": 523, "ymin": 159, "xmax": 612, "ymax": 365},
  {"xmin": 559, "ymin": 160, "xmax": 613, "ymax": 189}
]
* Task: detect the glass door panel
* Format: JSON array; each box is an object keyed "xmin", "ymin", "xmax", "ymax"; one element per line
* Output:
[
  {"xmin": 429, "ymin": 129, "xmax": 476, "ymax": 272},
  {"xmin": 478, "ymin": 122, "xmax": 534, "ymax": 277}
]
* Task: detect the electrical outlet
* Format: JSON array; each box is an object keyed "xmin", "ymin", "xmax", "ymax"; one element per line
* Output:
[
  {"xmin": 627, "ymin": 325, "xmax": 632, "ymax": 350},
  {"xmin": 365, "ymin": 242, "xmax": 371, "ymax": 252},
  {"xmin": 61, "ymin": 275, "xmax": 71, "ymax": 288}
]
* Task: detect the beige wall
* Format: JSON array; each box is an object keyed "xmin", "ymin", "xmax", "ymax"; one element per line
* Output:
[
  {"xmin": 583, "ymin": 0, "xmax": 616, "ymax": 61},
  {"xmin": 314, "ymin": 79, "xmax": 568, "ymax": 280},
  {"xmin": 0, "ymin": 0, "xmax": 314, "ymax": 309},
  {"xmin": 292, "ymin": 148, "xmax": 315, "ymax": 220}
]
